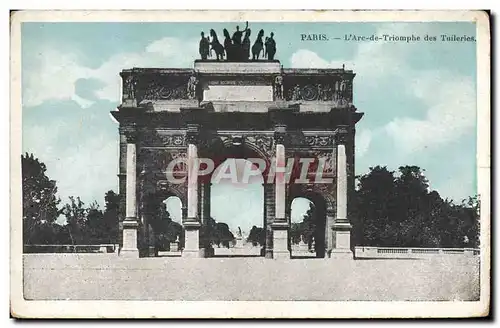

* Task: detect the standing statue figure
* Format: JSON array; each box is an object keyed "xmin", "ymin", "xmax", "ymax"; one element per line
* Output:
[
  {"xmin": 232, "ymin": 21, "xmax": 249, "ymax": 60},
  {"xmin": 223, "ymin": 28, "xmax": 233, "ymax": 61},
  {"xmin": 291, "ymin": 84, "xmax": 301, "ymax": 101},
  {"xmin": 274, "ymin": 75, "xmax": 283, "ymax": 99},
  {"xmin": 252, "ymin": 29, "xmax": 265, "ymax": 60},
  {"xmin": 264, "ymin": 37, "xmax": 269, "ymax": 58},
  {"xmin": 199, "ymin": 32, "xmax": 210, "ymax": 60},
  {"xmin": 209, "ymin": 29, "xmax": 225, "ymax": 61},
  {"xmin": 232, "ymin": 21, "xmax": 249, "ymax": 46},
  {"xmin": 265, "ymin": 32, "xmax": 277, "ymax": 60},
  {"xmin": 125, "ymin": 75, "xmax": 136, "ymax": 100},
  {"xmin": 187, "ymin": 73, "xmax": 198, "ymax": 100},
  {"xmin": 339, "ymin": 79, "xmax": 348, "ymax": 106},
  {"xmin": 333, "ymin": 80, "xmax": 340, "ymax": 101},
  {"xmin": 242, "ymin": 29, "xmax": 251, "ymax": 60}
]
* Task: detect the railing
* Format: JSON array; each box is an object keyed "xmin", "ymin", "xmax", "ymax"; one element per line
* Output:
[
  {"xmin": 355, "ymin": 246, "xmax": 480, "ymax": 259},
  {"xmin": 23, "ymin": 244, "xmax": 119, "ymax": 254}
]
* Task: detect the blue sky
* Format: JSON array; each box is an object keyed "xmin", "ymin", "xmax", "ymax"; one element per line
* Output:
[{"xmin": 21, "ymin": 22, "xmax": 477, "ymax": 232}]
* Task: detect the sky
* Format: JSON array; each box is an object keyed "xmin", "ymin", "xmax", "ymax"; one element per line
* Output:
[{"xmin": 21, "ymin": 22, "xmax": 477, "ymax": 232}]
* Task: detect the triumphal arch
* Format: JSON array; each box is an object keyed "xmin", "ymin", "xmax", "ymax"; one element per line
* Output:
[{"xmin": 111, "ymin": 30, "xmax": 363, "ymax": 259}]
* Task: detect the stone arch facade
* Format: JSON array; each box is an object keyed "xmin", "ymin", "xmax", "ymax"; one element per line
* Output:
[{"xmin": 113, "ymin": 60, "xmax": 363, "ymax": 259}]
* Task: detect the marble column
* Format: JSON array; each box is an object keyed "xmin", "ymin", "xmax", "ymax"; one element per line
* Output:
[
  {"xmin": 330, "ymin": 131, "xmax": 353, "ymax": 259},
  {"xmin": 325, "ymin": 207, "xmax": 335, "ymax": 258},
  {"xmin": 285, "ymin": 199, "xmax": 292, "ymax": 253},
  {"xmin": 199, "ymin": 182, "xmax": 213, "ymax": 257},
  {"xmin": 263, "ymin": 183, "xmax": 274, "ymax": 258},
  {"xmin": 120, "ymin": 127, "xmax": 139, "ymax": 257},
  {"xmin": 271, "ymin": 125, "xmax": 290, "ymax": 259},
  {"xmin": 182, "ymin": 126, "xmax": 202, "ymax": 258}
]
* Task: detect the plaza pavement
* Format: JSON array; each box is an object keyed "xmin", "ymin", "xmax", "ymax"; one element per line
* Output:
[{"xmin": 23, "ymin": 254, "xmax": 480, "ymax": 301}]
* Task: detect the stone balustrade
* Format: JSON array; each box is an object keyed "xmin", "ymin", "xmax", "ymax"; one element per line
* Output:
[
  {"xmin": 355, "ymin": 246, "xmax": 480, "ymax": 259},
  {"xmin": 23, "ymin": 244, "xmax": 120, "ymax": 254}
]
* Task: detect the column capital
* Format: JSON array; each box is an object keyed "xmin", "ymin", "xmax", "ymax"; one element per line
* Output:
[
  {"xmin": 335, "ymin": 126, "xmax": 349, "ymax": 145},
  {"xmin": 186, "ymin": 123, "xmax": 200, "ymax": 144},
  {"xmin": 121, "ymin": 123, "xmax": 138, "ymax": 143},
  {"xmin": 274, "ymin": 124, "xmax": 287, "ymax": 145}
]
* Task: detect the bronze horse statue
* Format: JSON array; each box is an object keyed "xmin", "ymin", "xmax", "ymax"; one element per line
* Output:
[
  {"xmin": 209, "ymin": 29, "xmax": 225, "ymax": 61},
  {"xmin": 223, "ymin": 28, "xmax": 234, "ymax": 61},
  {"xmin": 252, "ymin": 29, "xmax": 265, "ymax": 60},
  {"xmin": 242, "ymin": 29, "xmax": 251, "ymax": 60}
]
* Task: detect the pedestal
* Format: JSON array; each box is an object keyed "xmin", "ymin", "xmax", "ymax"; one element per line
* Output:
[
  {"xmin": 121, "ymin": 220, "xmax": 139, "ymax": 257},
  {"xmin": 170, "ymin": 242, "xmax": 179, "ymax": 252},
  {"xmin": 329, "ymin": 223, "xmax": 353, "ymax": 260},
  {"xmin": 182, "ymin": 221, "xmax": 202, "ymax": 258},
  {"xmin": 272, "ymin": 221, "xmax": 290, "ymax": 259}
]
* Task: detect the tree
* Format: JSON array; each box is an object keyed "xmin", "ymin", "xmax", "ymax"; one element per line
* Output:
[
  {"xmin": 290, "ymin": 223, "xmax": 302, "ymax": 245},
  {"xmin": 60, "ymin": 196, "xmax": 88, "ymax": 245},
  {"xmin": 247, "ymin": 225, "xmax": 265, "ymax": 246},
  {"xmin": 352, "ymin": 166, "xmax": 397, "ymax": 246},
  {"xmin": 22, "ymin": 153, "xmax": 61, "ymax": 245},
  {"xmin": 151, "ymin": 202, "xmax": 184, "ymax": 251},
  {"xmin": 102, "ymin": 190, "xmax": 120, "ymax": 244},
  {"xmin": 353, "ymin": 165, "xmax": 480, "ymax": 248},
  {"xmin": 214, "ymin": 222, "xmax": 234, "ymax": 248},
  {"xmin": 85, "ymin": 201, "xmax": 105, "ymax": 244},
  {"xmin": 300, "ymin": 203, "xmax": 317, "ymax": 249}
]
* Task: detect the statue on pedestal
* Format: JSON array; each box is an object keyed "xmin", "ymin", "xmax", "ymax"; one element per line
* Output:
[
  {"xmin": 209, "ymin": 29, "xmax": 225, "ymax": 61},
  {"xmin": 242, "ymin": 29, "xmax": 251, "ymax": 60},
  {"xmin": 223, "ymin": 28, "xmax": 233, "ymax": 60},
  {"xmin": 251, "ymin": 29, "xmax": 265, "ymax": 60},
  {"xmin": 199, "ymin": 32, "xmax": 210, "ymax": 60},
  {"xmin": 125, "ymin": 75, "xmax": 136, "ymax": 100},
  {"xmin": 265, "ymin": 32, "xmax": 277, "ymax": 60},
  {"xmin": 199, "ymin": 23, "xmax": 277, "ymax": 62},
  {"xmin": 187, "ymin": 72, "xmax": 198, "ymax": 99},
  {"xmin": 274, "ymin": 75, "xmax": 283, "ymax": 99},
  {"xmin": 232, "ymin": 21, "xmax": 248, "ymax": 46}
]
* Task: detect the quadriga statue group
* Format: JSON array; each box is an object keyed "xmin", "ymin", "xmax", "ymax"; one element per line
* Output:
[{"xmin": 199, "ymin": 22, "xmax": 277, "ymax": 61}]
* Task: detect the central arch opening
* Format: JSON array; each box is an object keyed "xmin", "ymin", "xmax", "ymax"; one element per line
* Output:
[
  {"xmin": 290, "ymin": 195, "xmax": 327, "ymax": 258},
  {"xmin": 210, "ymin": 158, "xmax": 264, "ymax": 257}
]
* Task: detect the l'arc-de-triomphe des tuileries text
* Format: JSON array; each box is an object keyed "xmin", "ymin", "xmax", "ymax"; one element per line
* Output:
[{"xmin": 111, "ymin": 26, "xmax": 364, "ymax": 260}]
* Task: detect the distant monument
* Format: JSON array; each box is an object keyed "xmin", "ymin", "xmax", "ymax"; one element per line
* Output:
[
  {"xmin": 234, "ymin": 226, "xmax": 244, "ymax": 248},
  {"xmin": 200, "ymin": 22, "xmax": 277, "ymax": 61}
]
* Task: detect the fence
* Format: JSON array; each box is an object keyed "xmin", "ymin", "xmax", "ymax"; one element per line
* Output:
[
  {"xmin": 354, "ymin": 246, "xmax": 480, "ymax": 259},
  {"xmin": 24, "ymin": 244, "xmax": 119, "ymax": 254}
]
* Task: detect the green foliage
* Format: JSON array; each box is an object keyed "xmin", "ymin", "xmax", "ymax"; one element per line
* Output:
[
  {"xmin": 213, "ymin": 221, "xmax": 235, "ymax": 248},
  {"xmin": 289, "ymin": 203, "xmax": 317, "ymax": 250},
  {"xmin": 352, "ymin": 165, "xmax": 480, "ymax": 248},
  {"xmin": 22, "ymin": 153, "xmax": 61, "ymax": 244},
  {"xmin": 247, "ymin": 225, "xmax": 265, "ymax": 246},
  {"xmin": 102, "ymin": 191, "xmax": 120, "ymax": 243},
  {"xmin": 151, "ymin": 203, "xmax": 184, "ymax": 251},
  {"xmin": 22, "ymin": 153, "xmax": 480, "ymax": 251}
]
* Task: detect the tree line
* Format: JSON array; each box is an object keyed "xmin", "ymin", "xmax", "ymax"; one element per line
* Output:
[
  {"xmin": 22, "ymin": 153, "xmax": 479, "ymax": 249},
  {"xmin": 22, "ymin": 153, "xmax": 120, "ymax": 247}
]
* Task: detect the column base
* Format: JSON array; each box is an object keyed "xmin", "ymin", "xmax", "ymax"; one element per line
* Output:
[
  {"xmin": 121, "ymin": 219, "xmax": 139, "ymax": 257},
  {"xmin": 182, "ymin": 219, "xmax": 201, "ymax": 258},
  {"xmin": 273, "ymin": 249, "xmax": 291, "ymax": 260},
  {"xmin": 203, "ymin": 246, "xmax": 215, "ymax": 258},
  {"xmin": 329, "ymin": 249, "xmax": 354, "ymax": 260},
  {"xmin": 182, "ymin": 249, "xmax": 204, "ymax": 258},
  {"xmin": 272, "ymin": 220, "xmax": 290, "ymax": 260},
  {"xmin": 120, "ymin": 248, "xmax": 140, "ymax": 258}
]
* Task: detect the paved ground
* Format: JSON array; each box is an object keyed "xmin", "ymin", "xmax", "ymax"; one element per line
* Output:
[{"xmin": 23, "ymin": 254, "xmax": 480, "ymax": 301}]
